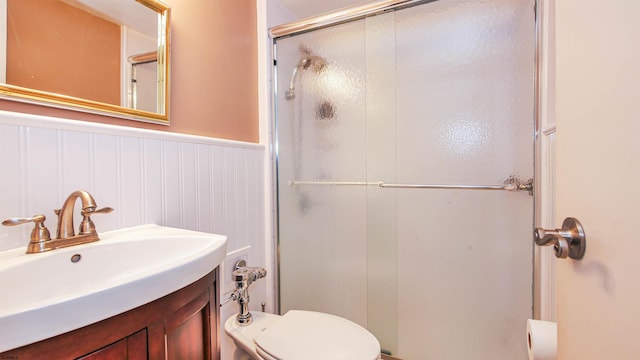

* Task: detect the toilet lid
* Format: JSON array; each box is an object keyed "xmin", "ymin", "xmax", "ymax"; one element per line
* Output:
[{"xmin": 255, "ymin": 310, "xmax": 380, "ymax": 360}]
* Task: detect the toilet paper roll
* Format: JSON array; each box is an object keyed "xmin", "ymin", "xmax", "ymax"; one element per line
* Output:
[{"xmin": 526, "ymin": 319, "xmax": 557, "ymax": 360}]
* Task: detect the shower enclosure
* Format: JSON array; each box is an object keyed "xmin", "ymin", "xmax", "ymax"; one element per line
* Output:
[{"xmin": 271, "ymin": 0, "xmax": 536, "ymax": 358}]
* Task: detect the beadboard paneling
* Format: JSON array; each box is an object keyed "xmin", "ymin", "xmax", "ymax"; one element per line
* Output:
[{"xmin": 0, "ymin": 111, "xmax": 266, "ymax": 286}]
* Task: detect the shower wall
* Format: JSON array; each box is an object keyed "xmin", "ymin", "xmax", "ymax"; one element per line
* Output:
[{"xmin": 274, "ymin": 0, "xmax": 535, "ymax": 358}]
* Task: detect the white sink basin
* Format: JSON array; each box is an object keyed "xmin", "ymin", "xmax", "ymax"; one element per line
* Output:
[{"xmin": 0, "ymin": 224, "xmax": 227, "ymax": 352}]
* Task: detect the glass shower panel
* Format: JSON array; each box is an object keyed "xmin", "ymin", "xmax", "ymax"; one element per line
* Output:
[
  {"xmin": 275, "ymin": 0, "xmax": 535, "ymax": 358},
  {"xmin": 276, "ymin": 19, "xmax": 370, "ymax": 326},
  {"xmin": 393, "ymin": 0, "xmax": 534, "ymax": 359}
]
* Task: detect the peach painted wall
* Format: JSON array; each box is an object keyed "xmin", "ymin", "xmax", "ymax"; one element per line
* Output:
[
  {"xmin": 0, "ymin": 0, "xmax": 259, "ymax": 143},
  {"xmin": 6, "ymin": 0, "xmax": 120, "ymax": 105}
]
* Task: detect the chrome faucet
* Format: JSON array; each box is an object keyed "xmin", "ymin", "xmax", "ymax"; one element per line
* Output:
[
  {"xmin": 2, "ymin": 190, "xmax": 113, "ymax": 254},
  {"xmin": 221, "ymin": 260, "xmax": 267, "ymax": 325}
]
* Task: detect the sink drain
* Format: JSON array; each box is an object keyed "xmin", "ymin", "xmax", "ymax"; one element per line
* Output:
[{"xmin": 70, "ymin": 254, "xmax": 82, "ymax": 263}]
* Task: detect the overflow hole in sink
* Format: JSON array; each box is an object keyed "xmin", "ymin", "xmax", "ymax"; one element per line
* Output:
[{"xmin": 71, "ymin": 254, "xmax": 82, "ymax": 263}]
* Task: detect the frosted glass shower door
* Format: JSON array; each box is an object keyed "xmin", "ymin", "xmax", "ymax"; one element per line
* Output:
[
  {"xmin": 275, "ymin": 18, "xmax": 370, "ymax": 323},
  {"xmin": 274, "ymin": 0, "xmax": 535, "ymax": 359}
]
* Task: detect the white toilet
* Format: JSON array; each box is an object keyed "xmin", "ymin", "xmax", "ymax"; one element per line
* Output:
[{"xmin": 225, "ymin": 310, "xmax": 381, "ymax": 360}]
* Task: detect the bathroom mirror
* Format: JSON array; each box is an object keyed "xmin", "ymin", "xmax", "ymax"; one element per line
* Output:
[{"xmin": 0, "ymin": 0, "xmax": 171, "ymax": 124}]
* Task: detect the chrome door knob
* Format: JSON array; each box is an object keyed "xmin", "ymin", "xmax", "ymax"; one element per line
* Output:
[{"xmin": 534, "ymin": 217, "xmax": 586, "ymax": 260}]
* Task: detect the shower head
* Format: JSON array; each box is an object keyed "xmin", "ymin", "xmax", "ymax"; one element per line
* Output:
[
  {"xmin": 285, "ymin": 46, "xmax": 328, "ymax": 100},
  {"xmin": 297, "ymin": 54, "xmax": 327, "ymax": 73}
]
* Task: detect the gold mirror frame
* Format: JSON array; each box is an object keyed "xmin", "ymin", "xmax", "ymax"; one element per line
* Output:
[{"xmin": 0, "ymin": 0, "xmax": 171, "ymax": 124}]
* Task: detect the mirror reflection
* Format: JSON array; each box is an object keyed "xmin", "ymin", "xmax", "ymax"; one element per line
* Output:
[{"xmin": 0, "ymin": 0, "xmax": 170, "ymax": 123}]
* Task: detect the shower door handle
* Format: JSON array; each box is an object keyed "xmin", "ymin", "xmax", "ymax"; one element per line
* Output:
[{"xmin": 534, "ymin": 217, "xmax": 586, "ymax": 260}]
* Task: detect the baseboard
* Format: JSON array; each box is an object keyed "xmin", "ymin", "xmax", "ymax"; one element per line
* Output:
[{"xmin": 381, "ymin": 354, "xmax": 403, "ymax": 360}]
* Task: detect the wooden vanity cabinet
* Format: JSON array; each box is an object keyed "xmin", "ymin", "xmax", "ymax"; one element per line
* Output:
[{"xmin": 1, "ymin": 269, "xmax": 219, "ymax": 360}]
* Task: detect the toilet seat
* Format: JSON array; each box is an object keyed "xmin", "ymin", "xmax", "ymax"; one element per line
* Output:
[{"xmin": 254, "ymin": 310, "xmax": 380, "ymax": 360}]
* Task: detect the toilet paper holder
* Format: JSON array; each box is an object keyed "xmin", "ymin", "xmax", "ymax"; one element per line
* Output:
[{"xmin": 534, "ymin": 217, "xmax": 586, "ymax": 260}]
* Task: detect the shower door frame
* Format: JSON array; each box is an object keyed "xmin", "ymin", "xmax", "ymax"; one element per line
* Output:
[{"xmin": 269, "ymin": 0, "xmax": 545, "ymax": 342}]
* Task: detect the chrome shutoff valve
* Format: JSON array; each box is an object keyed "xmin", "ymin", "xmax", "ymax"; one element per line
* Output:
[
  {"xmin": 233, "ymin": 266, "xmax": 267, "ymax": 286},
  {"xmin": 221, "ymin": 260, "xmax": 267, "ymax": 325}
]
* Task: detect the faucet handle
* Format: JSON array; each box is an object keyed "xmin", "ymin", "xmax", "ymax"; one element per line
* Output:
[
  {"xmin": 82, "ymin": 207, "xmax": 114, "ymax": 216},
  {"xmin": 3, "ymin": 214, "xmax": 45, "ymax": 227},
  {"xmin": 220, "ymin": 289, "xmax": 242, "ymax": 307},
  {"xmin": 78, "ymin": 207, "xmax": 114, "ymax": 234},
  {"xmin": 2, "ymin": 214, "xmax": 52, "ymax": 245}
]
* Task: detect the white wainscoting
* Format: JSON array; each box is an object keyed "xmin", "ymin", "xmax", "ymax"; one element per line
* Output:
[{"xmin": 0, "ymin": 110, "xmax": 267, "ymax": 309}]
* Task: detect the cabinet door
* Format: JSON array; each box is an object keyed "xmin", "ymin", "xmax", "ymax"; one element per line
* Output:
[
  {"xmin": 77, "ymin": 328, "xmax": 147, "ymax": 360},
  {"xmin": 165, "ymin": 289, "xmax": 216, "ymax": 360}
]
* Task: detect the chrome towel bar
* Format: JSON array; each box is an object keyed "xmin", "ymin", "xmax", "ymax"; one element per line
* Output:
[{"xmin": 288, "ymin": 176, "xmax": 533, "ymax": 195}]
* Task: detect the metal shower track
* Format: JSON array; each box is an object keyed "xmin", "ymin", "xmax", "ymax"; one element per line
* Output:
[{"xmin": 270, "ymin": 0, "xmax": 436, "ymax": 39}]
